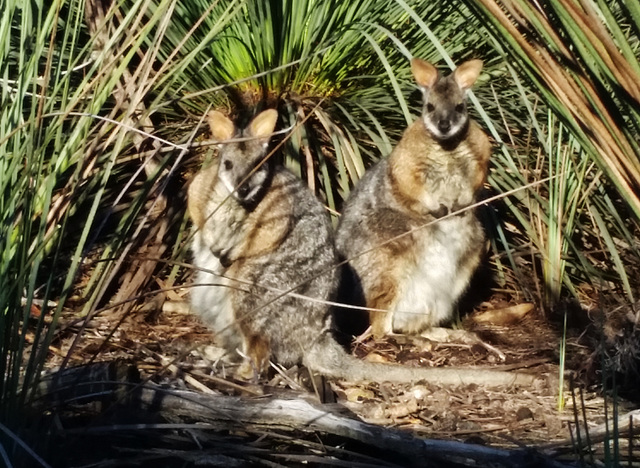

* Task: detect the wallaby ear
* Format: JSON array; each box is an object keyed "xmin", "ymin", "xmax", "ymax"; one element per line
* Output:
[
  {"xmin": 453, "ymin": 59, "xmax": 483, "ymax": 90},
  {"xmin": 248, "ymin": 109, "xmax": 278, "ymax": 139},
  {"xmin": 411, "ymin": 58, "xmax": 439, "ymax": 89},
  {"xmin": 207, "ymin": 111, "xmax": 236, "ymax": 142}
]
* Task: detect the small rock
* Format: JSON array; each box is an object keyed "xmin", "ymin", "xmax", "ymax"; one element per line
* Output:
[{"xmin": 516, "ymin": 406, "xmax": 534, "ymax": 421}]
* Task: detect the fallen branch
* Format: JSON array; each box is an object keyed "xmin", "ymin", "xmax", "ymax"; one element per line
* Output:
[
  {"xmin": 36, "ymin": 363, "xmax": 570, "ymax": 467},
  {"xmin": 128, "ymin": 385, "xmax": 568, "ymax": 467},
  {"xmin": 547, "ymin": 408, "xmax": 640, "ymax": 451}
]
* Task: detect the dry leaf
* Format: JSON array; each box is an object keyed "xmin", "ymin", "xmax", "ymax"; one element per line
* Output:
[
  {"xmin": 363, "ymin": 352, "xmax": 390, "ymax": 363},
  {"xmin": 472, "ymin": 303, "xmax": 534, "ymax": 325},
  {"xmin": 343, "ymin": 387, "xmax": 376, "ymax": 402}
]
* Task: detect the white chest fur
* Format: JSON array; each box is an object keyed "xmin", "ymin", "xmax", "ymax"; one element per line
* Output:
[
  {"xmin": 190, "ymin": 232, "xmax": 240, "ymax": 350},
  {"xmin": 391, "ymin": 214, "xmax": 476, "ymax": 333}
]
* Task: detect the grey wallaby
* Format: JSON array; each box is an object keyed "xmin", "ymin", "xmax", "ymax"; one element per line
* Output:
[
  {"xmin": 188, "ymin": 108, "xmax": 532, "ymax": 387},
  {"xmin": 336, "ymin": 58, "xmax": 491, "ymax": 338}
]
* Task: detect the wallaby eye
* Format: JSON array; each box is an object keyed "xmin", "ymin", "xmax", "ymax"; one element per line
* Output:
[
  {"xmin": 223, "ymin": 160, "xmax": 233, "ymax": 171},
  {"xmin": 426, "ymin": 103, "xmax": 435, "ymax": 113},
  {"xmin": 455, "ymin": 103, "xmax": 464, "ymax": 112}
]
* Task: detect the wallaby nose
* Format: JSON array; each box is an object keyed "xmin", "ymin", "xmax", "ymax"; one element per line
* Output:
[
  {"xmin": 438, "ymin": 120, "xmax": 451, "ymax": 133},
  {"xmin": 236, "ymin": 183, "xmax": 250, "ymax": 199}
]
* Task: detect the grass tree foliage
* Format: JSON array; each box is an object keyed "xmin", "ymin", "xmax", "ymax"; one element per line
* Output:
[
  {"xmin": 1, "ymin": 0, "xmax": 640, "ymax": 463},
  {"xmin": 463, "ymin": 0, "xmax": 640, "ymax": 304},
  {"xmin": 0, "ymin": 0, "xmax": 175, "ymax": 461},
  {"xmin": 150, "ymin": 0, "xmax": 490, "ymax": 208}
]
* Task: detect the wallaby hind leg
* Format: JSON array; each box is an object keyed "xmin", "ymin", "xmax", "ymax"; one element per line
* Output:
[
  {"xmin": 236, "ymin": 333, "xmax": 271, "ymax": 380},
  {"xmin": 367, "ymin": 273, "xmax": 400, "ymax": 338}
]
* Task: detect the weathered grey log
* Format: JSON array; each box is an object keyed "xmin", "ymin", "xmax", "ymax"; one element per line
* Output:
[
  {"xmin": 35, "ymin": 363, "xmax": 567, "ymax": 467},
  {"xmin": 133, "ymin": 386, "xmax": 569, "ymax": 468}
]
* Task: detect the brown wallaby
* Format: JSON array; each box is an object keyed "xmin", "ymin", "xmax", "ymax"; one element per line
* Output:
[
  {"xmin": 188, "ymin": 108, "xmax": 532, "ymax": 387},
  {"xmin": 335, "ymin": 58, "xmax": 491, "ymax": 338}
]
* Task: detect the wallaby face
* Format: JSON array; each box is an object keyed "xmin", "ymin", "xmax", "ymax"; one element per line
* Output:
[
  {"xmin": 410, "ymin": 58, "xmax": 482, "ymax": 141},
  {"xmin": 208, "ymin": 109, "xmax": 278, "ymax": 205}
]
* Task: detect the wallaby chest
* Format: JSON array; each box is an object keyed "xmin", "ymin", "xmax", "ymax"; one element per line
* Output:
[{"xmin": 388, "ymin": 120, "xmax": 488, "ymax": 217}]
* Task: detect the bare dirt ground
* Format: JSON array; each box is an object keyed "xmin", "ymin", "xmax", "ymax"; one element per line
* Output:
[{"xmin": 33, "ymin": 284, "xmax": 640, "ymax": 467}]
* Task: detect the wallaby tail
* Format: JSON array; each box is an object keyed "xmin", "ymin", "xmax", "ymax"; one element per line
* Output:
[{"xmin": 305, "ymin": 333, "xmax": 537, "ymax": 388}]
